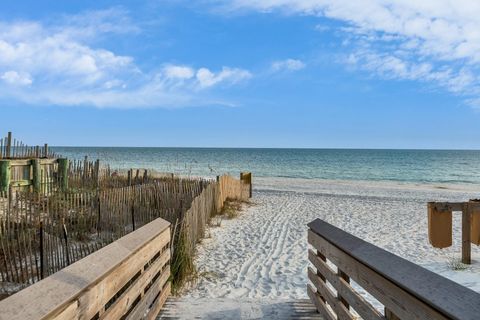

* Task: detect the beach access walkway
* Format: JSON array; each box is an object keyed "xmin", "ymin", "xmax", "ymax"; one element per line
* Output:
[{"xmin": 158, "ymin": 298, "xmax": 322, "ymax": 319}]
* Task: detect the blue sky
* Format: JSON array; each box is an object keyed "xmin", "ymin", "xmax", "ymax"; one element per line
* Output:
[{"xmin": 1, "ymin": 1, "xmax": 480, "ymax": 149}]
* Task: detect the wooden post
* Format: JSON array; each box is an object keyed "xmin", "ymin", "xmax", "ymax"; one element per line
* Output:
[
  {"xmin": 240, "ymin": 172, "xmax": 252, "ymax": 198},
  {"xmin": 462, "ymin": 203, "xmax": 472, "ymax": 264},
  {"xmin": 39, "ymin": 221, "xmax": 44, "ymax": 279},
  {"xmin": 32, "ymin": 158, "xmax": 41, "ymax": 192},
  {"xmin": 338, "ymin": 269, "xmax": 350, "ymax": 310},
  {"xmin": 0, "ymin": 160, "xmax": 11, "ymax": 192},
  {"xmin": 6, "ymin": 132, "xmax": 12, "ymax": 158},
  {"xmin": 316, "ymin": 250, "xmax": 327, "ymax": 303},
  {"xmin": 63, "ymin": 222, "xmax": 70, "ymax": 265},
  {"xmin": 94, "ymin": 159, "xmax": 100, "ymax": 188},
  {"xmin": 58, "ymin": 158, "xmax": 69, "ymax": 191},
  {"xmin": 470, "ymin": 200, "xmax": 480, "ymax": 246},
  {"xmin": 43, "ymin": 144, "xmax": 48, "ymax": 158},
  {"xmin": 128, "ymin": 169, "xmax": 132, "ymax": 186}
]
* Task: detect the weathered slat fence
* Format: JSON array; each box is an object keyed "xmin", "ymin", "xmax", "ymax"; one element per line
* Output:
[
  {"xmin": 0, "ymin": 217, "xmax": 172, "ymax": 320},
  {"xmin": 0, "ymin": 173, "xmax": 252, "ymax": 318},
  {"xmin": 0, "ymin": 172, "xmax": 252, "ymax": 297},
  {"xmin": 307, "ymin": 218, "xmax": 480, "ymax": 320},
  {"xmin": 0, "ymin": 132, "xmax": 56, "ymax": 160},
  {"xmin": 0, "ymin": 178, "xmax": 207, "ymax": 290}
]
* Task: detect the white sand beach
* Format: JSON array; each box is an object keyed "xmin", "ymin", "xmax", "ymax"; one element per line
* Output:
[{"xmin": 161, "ymin": 178, "xmax": 480, "ymax": 319}]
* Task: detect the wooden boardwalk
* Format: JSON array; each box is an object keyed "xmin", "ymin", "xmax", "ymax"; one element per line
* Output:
[{"xmin": 158, "ymin": 298, "xmax": 323, "ymax": 319}]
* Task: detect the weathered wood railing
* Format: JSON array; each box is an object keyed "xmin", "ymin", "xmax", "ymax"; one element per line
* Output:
[
  {"xmin": 307, "ymin": 219, "xmax": 480, "ymax": 320},
  {"xmin": 0, "ymin": 217, "xmax": 171, "ymax": 320}
]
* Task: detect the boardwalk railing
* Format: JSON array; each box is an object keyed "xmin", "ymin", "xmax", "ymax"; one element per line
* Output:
[
  {"xmin": 307, "ymin": 219, "xmax": 480, "ymax": 320},
  {"xmin": 0, "ymin": 217, "xmax": 171, "ymax": 320}
]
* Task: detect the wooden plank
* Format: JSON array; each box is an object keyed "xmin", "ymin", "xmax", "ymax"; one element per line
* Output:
[
  {"xmin": 0, "ymin": 160, "xmax": 10, "ymax": 192},
  {"xmin": 307, "ymin": 267, "xmax": 354, "ymax": 320},
  {"xmin": 462, "ymin": 203, "xmax": 472, "ymax": 264},
  {"xmin": 101, "ymin": 248, "xmax": 170, "ymax": 319},
  {"xmin": 308, "ymin": 249, "xmax": 384, "ymax": 320},
  {"xmin": 146, "ymin": 281, "xmax": 170, "ymax": 320},
  {"xmin": 307, "ymin": 284, "xmax": 335, "ymax": 320},
  {"xmin": 308, "ymin": 219, "xmax": 480, "ymax": 320},
  {"xmin": 126, "ymin": 265, "xmax": 170, "ymax": 320},
  {"xmin": 0, "ymin": 218, "xmax": 170, "ymax": 320},
  {"xmin": 308, "ymin": 229, "xmax": 448, "ymax": 320}
]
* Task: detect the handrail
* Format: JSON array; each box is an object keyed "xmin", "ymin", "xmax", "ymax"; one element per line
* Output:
[
  {"xmin": 307, "ymin": 218, "xmax": 480, "ymax": 320},
  {"xmin": 0, "ymin": 217, "xmax": 171, "ymax": 320}
]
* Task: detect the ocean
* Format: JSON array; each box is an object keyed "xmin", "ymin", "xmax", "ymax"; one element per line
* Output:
[{"xmin": 51, "ymin": 147, "xmax": 480, "ymax": 185}]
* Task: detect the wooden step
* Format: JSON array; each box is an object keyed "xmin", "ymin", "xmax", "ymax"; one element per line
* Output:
[{"xmin": 157, "ymin": 298, "xmax": 323, "ymax": 319}]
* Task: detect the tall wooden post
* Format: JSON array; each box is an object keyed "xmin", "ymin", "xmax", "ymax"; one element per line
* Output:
[
  {"xmin": 58, "ymin": 158, "xmax": 69, "ymax": 191},
  {"xmin": 462, "ymin": 203, "xmax": 472, "ymax": 264},
  {"xmin": 39, "ymin": 221, "xmax": 44, "ymax": 279},
  {"xmin": 32, "ymin": 158, "xmax": 41, "ymax": 192},
  {"xmin": 128, "ymin": 169, "xmax": 132, "ymax": 186},
  {"xmin": 6, "ymin": 132, "xmax": 12, "ymax": 158},
  {"xmin": 43, "ymin": 144, "xmax": 48, "ymax": 158},
  {"xmin": 0, "ymin": 160, "xmax": 11, "ymax": 193}
]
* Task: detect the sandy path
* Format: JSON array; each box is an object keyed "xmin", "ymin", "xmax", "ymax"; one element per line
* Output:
[{"xmin": 160, "ymin": 178, "xmax": 480, "ymax": 318}]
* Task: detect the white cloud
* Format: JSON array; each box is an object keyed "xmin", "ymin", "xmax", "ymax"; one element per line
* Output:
[
  {"xmin": 1, "ymin": 71, "xmax": 32, "ymax": 86},
  {"xmin": 222, "ymin": 0, "xmax": 480, "ymax": 104},
  {"xmin": 164, "ymin": 65, "xmax": 195, "ymax": 79},
  {"xmin": 196, "ymin": 67, "xmax": 252, "ymax": 88},
  {"xmin": 0, "ymin": 9, "xmax": 251, "ymax": 108},
  {"xmin": 271, "ymin": 59, "xmax": 305, "ymax": 72}
]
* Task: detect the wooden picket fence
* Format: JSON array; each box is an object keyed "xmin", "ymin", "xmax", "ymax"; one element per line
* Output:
[
  {"xmin": 0, "ymin": 173, "xmax": 252, "ymax": 298},
  {"xmin": 0, "ymin": 132, "xmax": 57, "ymax": 159},
  {"xmin": 0, "ymin": 177, "xmax": 208, "ymax": 293}
]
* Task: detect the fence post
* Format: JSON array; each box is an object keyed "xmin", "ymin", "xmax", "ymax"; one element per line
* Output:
[
  {"xmin": 338, "ymin": 269, "xmax": 350, "ymax": 310},
  {"xmin": 63, "ymin": 222, "xmax": 70, "ymax": 265},
  {"xmin": 0, "ymin": 160, "xmax": 11, "ymax": 192},
  {"xmin": 58, "ymin": 158, "xmax": 69, "ymax": 191},
  {"xmin": 32, "ymin": 158, "xmax": 41, "ymax": 192},
  {"xmin": 94, "ymin": 159, "xmax": 100, "ymax": 188},
  {"xmin": 43, "ymin": 143, "xmax": 48, "ymax": 158},
  {"xmin": 39, "ymin": 221, "xmax": 44, "ymax": 279},
  {"xmin": 6, "ymin": 132, "xmax": 12, "ymax": 158},
  {"xmin": 131, "ymin": 186, "xmax": 136, "ymax": 231},
  {"xmin": 462, "ymin": 203, "xmax": 472, "ymax": 264}
]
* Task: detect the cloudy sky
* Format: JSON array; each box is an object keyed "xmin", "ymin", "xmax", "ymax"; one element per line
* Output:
[{"xmin": 1, "ymin": 0, "xmax": 479, "ymax": 148}]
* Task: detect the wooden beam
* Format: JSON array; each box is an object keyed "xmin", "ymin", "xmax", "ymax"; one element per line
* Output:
[
  {"xmin": 308, "ymin": 218, "xmax": 480, "ymax": 320},
  {"xmin": 462, "ymin": 203, "xmax": 472, "ymax": 264},
  {"xmin": 57, "ymin": 158, "xmax": 69, "ymax": 191},
  {"xmin": 32, "ymin": 159, "xmax": 41, "ymax": 192},
  {"xmin": 0, "ymin": 160, "xmax": 11, "ymax": 192},
  {"xmin": 6, "ymin": 132, "xmax": 11, "ymax": 158}
]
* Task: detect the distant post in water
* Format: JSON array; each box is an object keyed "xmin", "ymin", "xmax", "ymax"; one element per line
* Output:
[
  {"xmin": 0, "ymin": 160, "xmax": 11, "ymax": 192},
  {"xmin": 32, "ymin": 158, "xmax": 41, "ymax": 192},
  {"xmin": 58, "ymin": 158, "xmax": 69, "ymax": 191}
]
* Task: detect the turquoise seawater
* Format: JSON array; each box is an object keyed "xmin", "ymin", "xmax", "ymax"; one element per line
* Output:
[{"xmin": 51, "ymin": 148, "xmax": 480, "ymax": 185}]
